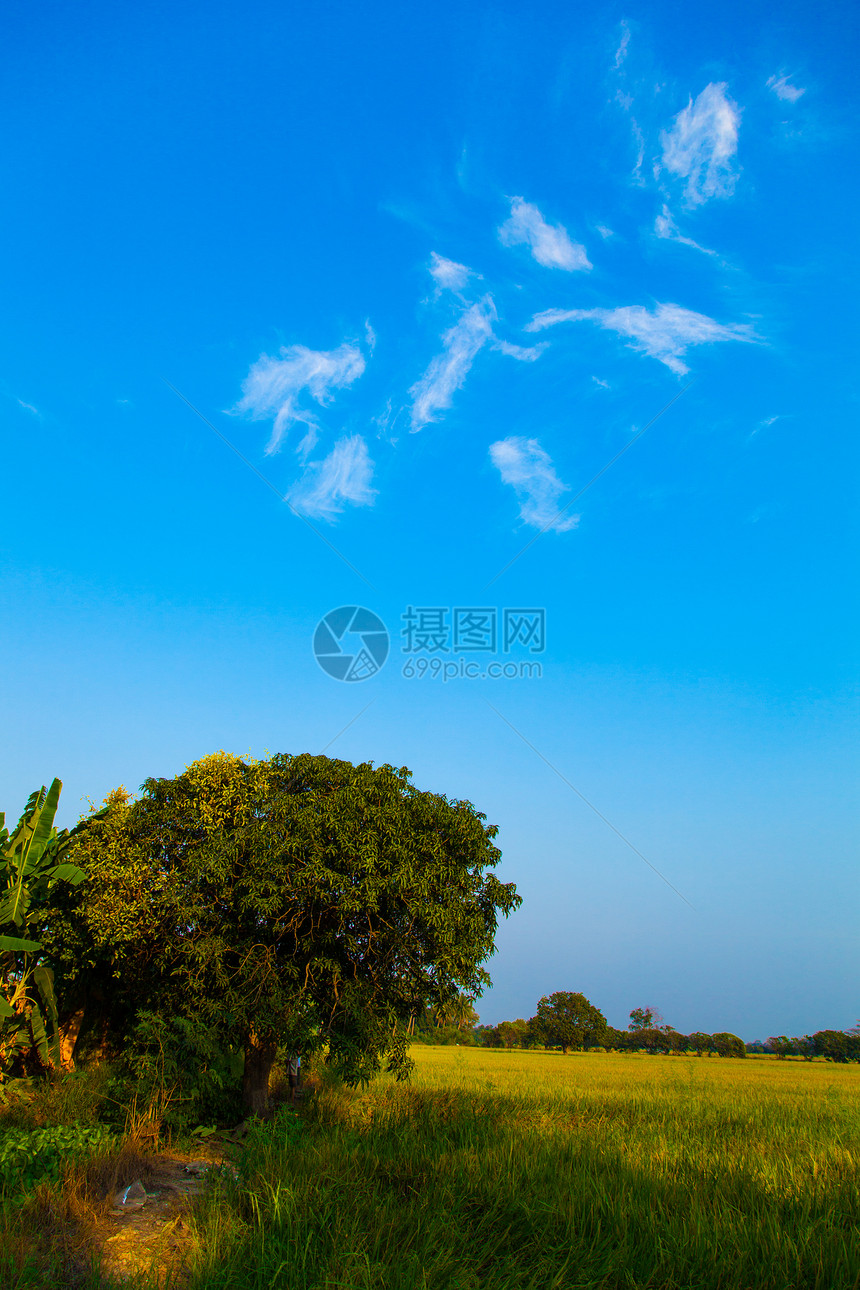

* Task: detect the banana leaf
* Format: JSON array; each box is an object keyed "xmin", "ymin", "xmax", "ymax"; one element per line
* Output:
[
  {"xmin": 29, "ymin": 1003, "xmax": 51, "ymax": 1067},
  {"xmin": 0, "ymin": 935, "xmax": 43, "ymax": 953},
  {"xmin": 46, "ymin": 863, "xmax": 86, "ymax": 887},
  {"xmin": 34, "ymin": 965, "xmax": 61, "ymax": 1068}
]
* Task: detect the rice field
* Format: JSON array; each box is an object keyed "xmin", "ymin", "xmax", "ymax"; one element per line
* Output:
[{"xmin": 182, "ymin": 1045, "xmax": 860, "ymax": 1290}]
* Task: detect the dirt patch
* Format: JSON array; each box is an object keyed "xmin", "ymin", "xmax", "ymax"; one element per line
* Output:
[{"xmin": 94, "ymin": 1146, "xmax": 239, "ymax": 1285}]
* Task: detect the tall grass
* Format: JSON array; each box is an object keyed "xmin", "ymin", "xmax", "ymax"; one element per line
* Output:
[
  {"xmin": 181, "ymin": 1047, "xmax": 860, "ymax": 1289},
  {"xmin": 0, "ymin": 1065, "xmax": 170, "ymax": 1289}
]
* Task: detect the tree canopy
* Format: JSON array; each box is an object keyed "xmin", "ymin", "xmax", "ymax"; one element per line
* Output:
[
  {"xmin": 49, "ymin": 752, "xmax": 520, "ymax": 1111},
  {"xmin": 628, "ymin": 1006, "xmax": 663, "ymax": 1031},
  {"xmin": 532, "ymin": 991, "xmax": 607, "ymax": 1053}
]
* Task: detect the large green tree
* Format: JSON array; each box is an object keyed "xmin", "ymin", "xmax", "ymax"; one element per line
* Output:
[
  {"xmin": 532, "ymin": 992, "xmax": 607, "ymax": 1054},
  {"xmin": 54, "ymin": 752, "xmax": 520, "ymax": 1112}
]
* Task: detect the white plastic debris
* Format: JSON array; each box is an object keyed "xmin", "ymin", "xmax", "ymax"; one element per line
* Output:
[{"xmin": 112, "ymin": 1179, "xmax": 148, "ymax": 1211}]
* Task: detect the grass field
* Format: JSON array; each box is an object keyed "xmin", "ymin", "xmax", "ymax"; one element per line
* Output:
[
  {"xmin": 2, "ymin": 1044, "xmax": 858, "ymax": 1288},
  {"xmin": 180, "ymin": 1045, "xmax": 860, "ymax": 1290}
]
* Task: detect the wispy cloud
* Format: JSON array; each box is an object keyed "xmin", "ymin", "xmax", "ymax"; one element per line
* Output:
[
  {"xmin": 750, "ymin": 414, "xmax": 781, "ymax": 439},
  {"xmin": 409, "ymin": 297, "xmax": 496, "ymax": 431},
  {"xmin": 287, "ymin": 435, "xmax": 376, "ymax": 519},
  {"xmin": 613, "ymin": 20, "xmax": 631, "ymax": 70},
  {"xmin": 493, "ymin": 338, "xmax": 547, "ymax": 362},
  {"xmin": 659, "ymin": 82, "xmax": 741, "ymax": 206},
  {"xmin": 527, "ymin": 301, "xmax": 755, "ymax": 375},
  {"xmin": 498, "ymin": 197, "xmax": 591, "ymax": 271},
  {"xmin": 429, "ymin": 252, "xmax": 474, "ymax": 293},
  {"xmin": 654, "ymin": 204, "xmax": 716, "ymax": 256},
  {"xmin": 596, "ymin": 224, "xmax": 615, "ymax": 239},
  {"xmin": 767, "ymin": 73, "xmax": 805, "ymax": 103},
  {"xmin": 16, "ymin": 397, "xmax": 40, "ymax": 417},
  {"xmin": 610, "ymin": 19, "xmax": 645, "ymax": 181},
  {"xmin": 615, "ymin": 90, "xmax": 646, "ymax": 182},
  {"xmin": 233, "ymin": 342, "xmax": 366, "ymax": 456},
  {"xmin": 490, "ymin": 437, "xmax": 579, "ymax": 532}
]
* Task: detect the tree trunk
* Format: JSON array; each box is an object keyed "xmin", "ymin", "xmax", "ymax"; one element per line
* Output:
[
  {"xmin": 243, "ymin": 1032, "xmax": 277, "ymax": 1116},
  {"xmin": 59, "ymin": 1008, "xmax": 86, "ymax": 1072}
]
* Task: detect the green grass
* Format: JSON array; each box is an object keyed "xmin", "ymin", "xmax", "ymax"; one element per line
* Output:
[
  {"xmin": 181, "ymin": 1046, "xmax": 860, "ymax": 1290},
  {"xmin": 1, "ymin": 1047, "xmax": 857, "ymax": 1288}
]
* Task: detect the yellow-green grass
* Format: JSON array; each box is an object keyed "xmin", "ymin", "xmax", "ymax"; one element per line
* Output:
[{"xmin": 181, "ymin": 1045, "xmax": 859, "ymax": 1290}]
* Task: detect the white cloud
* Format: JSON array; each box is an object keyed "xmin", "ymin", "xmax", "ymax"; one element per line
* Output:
[
  {"xmin": 498, "ymin": 197, "xmax": 591, "ymax": 271},
  {"xmin": 750, "ymin": 414, "xmax": 780, "ymax": 438},
  {"xmin": 596, "ymin": 224, "xmax": 615, "ymax": 239},
  {"xmin": 493, "ymin": 338, "xmax": 547, "ymax": 362},
  {"xmin": 409, "ymin": 297, "xmax": 496, "ymax": 431},
  {"xmin": 287, "ymin": 435, "xmax": 376, "ymax": 519},
  {"xmin": 527, "ymin": 301, "xmax": 755, "ymax": 375},
  {"xmin": 615, "ymin": 91, "xmax": 646, "ymax": 181},
  {"xmin": 16, "ymin": 398, "xmax": 40, "ymax": 417},
  {"xmin": 613, "ymin": 21, "xmax": 631, "ymax": 69},
  {"xmin": 767, "ymin": 74, "xmax": 805, "ymax": 103},
  {"xmin": 429, "ymin": 252, "xmax": 473, "ymax": 293},
  {"xmin": 592, "ymin": 376, "xmax": 610, "ymax": 389},
  {"xmin": 654, "ymin": 204, "xmax": 716, "ymax": 256},
  {"xmin": 233, "ymin": 342, "xmax": 366, "ymax": 456},
  {"xmin": 659, "ymin": 82, "xmax": 741, "ymax": 206},
  {"xmin": 490, "ymin": 437, "xmax": 579, "ymax": 532}
]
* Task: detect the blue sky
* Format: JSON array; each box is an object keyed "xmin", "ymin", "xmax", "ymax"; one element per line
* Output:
[{"xmin": 2, "ymin": 0, "xmax": 857, "ymax": 1039}]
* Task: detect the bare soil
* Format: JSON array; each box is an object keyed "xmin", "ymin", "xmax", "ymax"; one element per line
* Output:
[{"xmin": 95, "ymin": 1144, "xmax": 238, "ymax": 1285}]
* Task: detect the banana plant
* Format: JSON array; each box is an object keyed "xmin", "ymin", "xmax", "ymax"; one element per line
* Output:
[{"xmin": 0, "ymin": 779, "xmax": 86, "ymax": 1078}]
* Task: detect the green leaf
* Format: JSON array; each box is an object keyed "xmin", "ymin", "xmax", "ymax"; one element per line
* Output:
[
  {"xmin": 28, "ymin": 779, "xmax": 62, "ymax": 862},
  {"xmin": 33, "ymin": 965, "xmax": 60, "ymax": 1066},
  {"xmin": 0, "ymin": 935, "xmax": 42, "ymax": 953},
  {"xmin": 0, "ymin": 997, "xmax": 16, "ymax": 1018},
  {"xmin": 46, "ymin": 863, "xmax": 86, "ymax": 887},
  {"xmin": 15, "ymin": 789, "xmax": 46, "ymax": 836},
  {"xmin": 34, "ymin": 965, "xmax": 57, "ymax": 1013},
  {"xmin": 29, "ymin": 1004, "xmax": 51, "ymax": 1066}
]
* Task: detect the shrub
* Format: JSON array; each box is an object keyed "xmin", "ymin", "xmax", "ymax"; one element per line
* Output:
[
  {"xmin": 106, "ymin": 1012, "xmax": 243, "ymax": 1134},
  {"xmin": 711, "ymin": 1033, "xmax": 746, "ymax": 1059},
  {"xmin": 0, "ymin": 1122, "xmax": 116, "ymax": 1198}
]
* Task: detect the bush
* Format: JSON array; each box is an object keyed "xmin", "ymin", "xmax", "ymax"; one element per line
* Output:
[
  {"xmin": 106, "ymin": 1012, "xmax": 243, "ymax": 1134},
  {"xmin": 0, "ymin": 1122, "xmax": 116, "ymax": 1198},
  {"xmin": 711, "ymin": 1033, "xmax": 746, "ymax": 1059}
]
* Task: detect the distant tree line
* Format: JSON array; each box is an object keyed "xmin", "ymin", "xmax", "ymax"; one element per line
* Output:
[
  {"xmin": 404, "ymin": 996, "xmax": 481, "ymax": 1045},
  {"xmin": 470, "ymin": 995, "xmax": 860, "ymax": 1062},
  {"xmin": 751, "ymin": 1026, "xmax": 860, "ymax": 1063}
]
